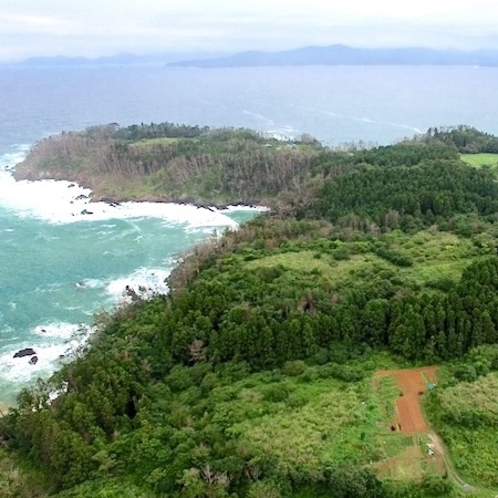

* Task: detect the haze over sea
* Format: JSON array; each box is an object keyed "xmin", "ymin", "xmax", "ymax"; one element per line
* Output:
[{"xmin": 0, "ymin": 64, "xmax": 497, "ymax": 405}]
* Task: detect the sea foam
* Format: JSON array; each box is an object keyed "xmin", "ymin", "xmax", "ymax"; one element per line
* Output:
[
  {"xmin": 105, "ymin": 267, "xmax": 171, "ymax": 303},
  {"xmin": 0, "ymin": 148, "xmax": 265, "ymax": 400},
  {"xmin": 0, "ymin": 323, "xmax": 92, "ymax": 385},
  {"xmin": 0, "ymin": 150, "xmax": 264, "ymax": 229}
]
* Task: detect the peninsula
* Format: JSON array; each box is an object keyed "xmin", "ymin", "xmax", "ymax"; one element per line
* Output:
[{"xmin": 3, "ymin": 124, "xmax": 498, "ymax": 497}]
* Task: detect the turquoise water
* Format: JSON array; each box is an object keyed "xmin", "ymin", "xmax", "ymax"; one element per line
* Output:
[
  {"xmin": 0, "ymin": 150, "xmax": 259, "ymax": 404},
  {"xmin": 1, "ymin": 64, "xmax": 497, "ymax": 404}
]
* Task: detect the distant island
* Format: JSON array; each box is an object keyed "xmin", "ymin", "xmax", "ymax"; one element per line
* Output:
[
  {"xmin": 9, "ymin": 45, "xmax": 498, "ymax": 68},
  {"xmin": 168, "ymin": 44, "xmax": 498, "ymax": 68},
  {"xmin": 9, "ymin": 51, "xmax": 228, "ymax": 67}
]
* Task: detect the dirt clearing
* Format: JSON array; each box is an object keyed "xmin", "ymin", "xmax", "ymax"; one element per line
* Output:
[{"xmin": 374, "ymin": 366, "xmax": 439, "ymax": 433}]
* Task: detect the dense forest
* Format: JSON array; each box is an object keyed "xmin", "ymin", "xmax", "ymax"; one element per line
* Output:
[
  {"xmin": 14, "ymin": 124, "xmax": 320, "ymax": 205},
  {"xmin": 423, "ymin": 125, "xmax": 498, "ymax": 153},
  {"xmin": 3, "ymin": 124, "xmax": 498, "ymax": 497}
]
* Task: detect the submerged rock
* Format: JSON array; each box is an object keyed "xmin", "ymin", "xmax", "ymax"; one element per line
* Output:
[{"xmin": 13, "ymin": 348, "xmax": 37, "ymax": 358}]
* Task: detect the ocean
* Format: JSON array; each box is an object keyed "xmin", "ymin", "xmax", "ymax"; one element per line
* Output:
[{"xmin": 0, "ymin": 64, "xmax": 497, "ymax": 405}]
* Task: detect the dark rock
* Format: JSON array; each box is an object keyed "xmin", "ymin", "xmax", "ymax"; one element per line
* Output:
[
  {"xmin": 13, "ymin": 348, "xmax": 37, "ymax": 358},
  {"xmin": 28, "ymin": 356, "xmax": 38, "ymax": 365},
  {"xmin": 100, "ymin": 198, "xmax": 121, "ymax": 207},
  {"xmin": 68, "ymin": 183, "xmax": 76, "ymax": 188},
  {"xmin": 195, "ymin": 203, "xmax": 216, "ymax": 212},
  {"xmin": 59, "ymin": 354, "xmax": 65, "ymax": 360},
  {"xmin": 75, "ymin": 194, "xmax": 89, "ymax": 200}
]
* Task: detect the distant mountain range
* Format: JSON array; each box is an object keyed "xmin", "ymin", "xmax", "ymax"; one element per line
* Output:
[
  {"xmin": 8, "ymin": 45, "xmax": 498, "ymax": 68},
  {"xmin": 168, "ymin": 45, "xmax": 498, "ymax": 68},
  {"xmin": 10, "ymin": 52, "xmax": 227, "ymax": 67},
  {"xmin": 18, "ymin": 53, "xmax": 148, "ymax": 66}
]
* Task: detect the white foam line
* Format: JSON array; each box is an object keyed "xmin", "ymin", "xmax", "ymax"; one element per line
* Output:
[
  {"xmin": 32, "ymin": 322, "xmax": 89, "ymax": 339},
  {"xmin": 219, "ymin": 205, "xmax": 269, "ymax": 214},
  {"xmin": 242, "ymin": 109, "xmax": 275, "ymax": 126},
  {"xmin": 0, "ymin": 323, "xmax": 92, "ymax": 384},
  {"xmin": 0, "ymin": 147, "xmax": 30, "ymax": 170},
  {"xmin": 0, "ymin": 152, "xmax": 265, "ymax": 229},
  {"xmin": 323, "ymin": 111, "xmax": 422, "ymax": 134},
  {"xmin": 105, "ymin": 266, "xmax": 171, "ymax": 303}
]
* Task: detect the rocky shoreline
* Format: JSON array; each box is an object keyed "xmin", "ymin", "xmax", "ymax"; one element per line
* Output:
[
  {"xmin": 14, "ymin": 167, "xmax": 269, "ymax": 212},
  {"xmin": 94, "ymin": 195, "xmax": 266, "ymax": 212}
]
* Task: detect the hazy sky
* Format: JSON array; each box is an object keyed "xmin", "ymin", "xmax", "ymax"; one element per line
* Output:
[{"xmin": 1, "ymin": 0, "xmax": 498, "ymax": 62}]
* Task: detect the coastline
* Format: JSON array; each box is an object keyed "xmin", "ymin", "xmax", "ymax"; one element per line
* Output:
[
  {"xmin": 93, "ymin": 195, "xmax": 268, "ymax": 212},
  {"xmin": 0, "ymin": 160, "xmax": 267, "ymax": 407},
  {"xmin": 3, "ymin": 164, "xmax": 268, "ymax": 226},
  {"xmin": 12, "ymin": 168, "xmax": 272, "ymax": 213}
]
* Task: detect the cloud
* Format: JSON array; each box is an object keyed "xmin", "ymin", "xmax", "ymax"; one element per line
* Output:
[
  {"xmin": 0, "ymin": 0, "xmax": 497, "ymax": 61},
  {"xmin": 0, "ymin": 14, "xmax": 74, "ymax": 35}
]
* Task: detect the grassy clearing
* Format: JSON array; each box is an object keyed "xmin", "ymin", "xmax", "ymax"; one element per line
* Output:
[
  {"xmin": 373, "ymin": 375, "xmax": 400, "ymax": 425},
  {"xmin": 376, "ymin": 438, "xmax": 441, "ymax": 481},
  {"xmin": 460, "ymin": 153, "xmax": 498, "ymax": 168},
  {"xmin": 385, "ymin": 229, "xmax": 474, "ymax": 284},
  {"xmin": 378, "ymin": 434, "xmax": 414, "ymax": 459},
  {"xmin": 130, "ymin": 137, "xmax": 182, "ymax": 147},
  {"xmin": 245, "ymin": 251, "xmax": 386, "ymax": 282},
  {"xmin": 371, "ymin": 369, "xmax": 447, "ymax": 482},
  {"xmin": 429, "ymin": 373, "xmax": 498, "ymax": 489},
  {"xmin": 245, "ymin": 228, "xmax": 479, "ymax": 290},
  {"xmin": 220, "ymin": 370, "xmax": 383, "ymax": 472}
]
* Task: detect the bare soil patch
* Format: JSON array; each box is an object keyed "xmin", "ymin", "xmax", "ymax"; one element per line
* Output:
[{"xmin": 374, "ymin": 366, "xmax": 439, "ymax": 433}]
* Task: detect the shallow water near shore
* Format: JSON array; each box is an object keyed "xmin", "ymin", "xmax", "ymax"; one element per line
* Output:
[{"xmin": 0, "ymin": 148, "xmax": 262, "ymax": 405}]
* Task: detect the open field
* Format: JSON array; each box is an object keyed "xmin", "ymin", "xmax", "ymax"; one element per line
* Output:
[
  {"xmin": 129, "ymin": 136, "xmax": 182, "ymax": 148},
  {"xmin": 245, "ymin": 250, "xmax": 386, "ymax": 282},
  {"xmin": 245, "ymin": 228, "xmax": 482, "ymax": 291},
  {"xmin": 372, "ymin": 367, "xmax": 445, "ymax": 480},
  {"xmin": 376, "ymin": 434, "xmax": 444, "ymax": 481},
  {"xmin": 460, "ymin": 153, "xmax": 498, "ymax": 168},
  {"xmin": 428, "ymin": 371, "xmax": 498, "ymax": 490},
  {"xmin": 212, "ymin": 361, "xmax": 453, "ymax": 486}
]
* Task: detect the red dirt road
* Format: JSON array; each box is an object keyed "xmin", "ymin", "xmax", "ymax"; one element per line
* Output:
[{"xmin": 375, "ymin": 366, "xmax": 439, "ymax": 433}]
